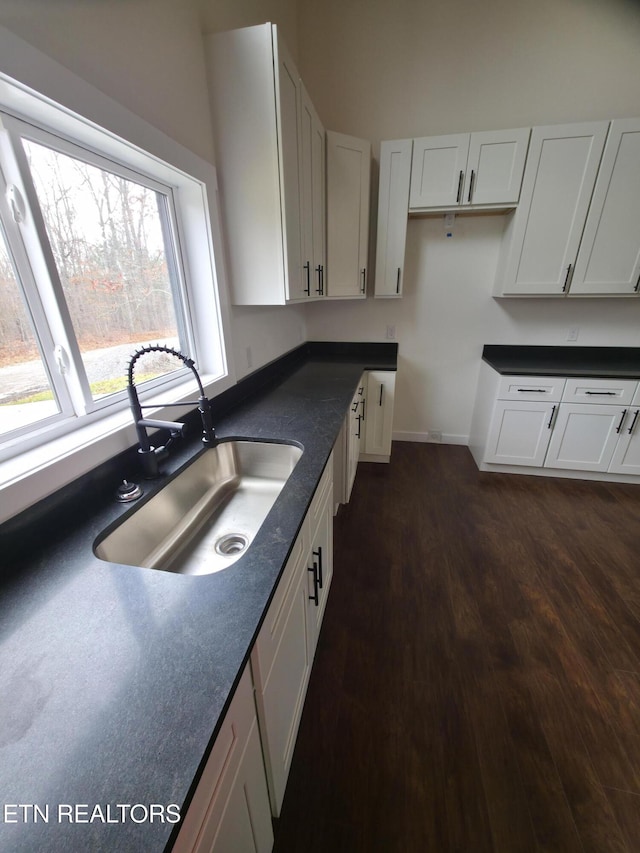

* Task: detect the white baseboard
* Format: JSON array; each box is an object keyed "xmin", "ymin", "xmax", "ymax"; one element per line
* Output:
[{"xmin": 392, "ymin": 431, "xmax": 469, "ymax": 446}]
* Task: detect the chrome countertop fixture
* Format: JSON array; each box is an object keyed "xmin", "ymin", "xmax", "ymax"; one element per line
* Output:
[{"xmin": 127, "ymin": 344, "xmax": 216, "ymax": 478}]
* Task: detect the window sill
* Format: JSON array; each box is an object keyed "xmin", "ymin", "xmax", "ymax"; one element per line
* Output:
[{"xmin": 0, "ymin": 371, "xmax": 229, "ymax": 526}]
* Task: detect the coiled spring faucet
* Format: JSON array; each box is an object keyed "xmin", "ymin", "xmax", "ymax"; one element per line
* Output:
[{"xmin": 127, "ymin": 344, "xmax": 216, "ymax": 478}]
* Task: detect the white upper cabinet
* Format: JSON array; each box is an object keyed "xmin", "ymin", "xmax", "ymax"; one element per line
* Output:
[
  {"xmin": 570, "ymin": 118, "xmax": 640, "ymax": 296},
  {"xmin": 495, "ymin": 121, "xmax": 609, "ymax": 296},
  {"xmin": 410, "ymin": 133, "xmax": 469, "ymax": 208},
  {"xmin": 374, "ymin": 139, "xmax": 412, "ymax": 297},
  {"xmin": 275, "ymin": 35, "xmax": 304, "ymax": 301},
  {"xmin": 300, "ymin": 84, "xmax": 326, "ymax": 298},
  {"xmin": 205, "ymin": 24, "xmax": 322, "ymax": 305},
  {"xmin": 326, "ymin": 131, "xmax": 371, "ymax": 298},
  {"xmin": 409, "ymin": 128, "xmax": 530, "ymax": 211}
]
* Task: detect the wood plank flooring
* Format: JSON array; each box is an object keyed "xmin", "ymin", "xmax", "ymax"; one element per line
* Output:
[{"xmin": 272, "ymin": 442, "xmax": 640, "ymax": 853}]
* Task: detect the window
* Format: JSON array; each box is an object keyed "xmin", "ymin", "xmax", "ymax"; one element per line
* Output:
[
  {"xmin": 0, "ymin": 108, "xmax": 227, "ymax": 463},
  {"xmin": 0, "ymin": 113, "xmax": 190, "ymax": 453},
  {"xmin": 0, "ymin": 33, "xmax": 232, "ymax": 525}
]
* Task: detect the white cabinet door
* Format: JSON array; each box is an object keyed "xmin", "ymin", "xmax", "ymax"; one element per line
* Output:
[
  {"xmin": 206, "ymin": 24, "xmax": 321, "ymax": 306},
  {"xmin": 172, "ymin": 666, "xmax": 274, "ymax": 853},
  {"xmin": 251, "ymin": 530, "xmax": 312, "ymax": 817},
  {"xmin": 197, "ymin": 722, "xmax": 273, "ymax": 853},
  {"xmin": 496, "ymin": 121, "xmax": 609, "ymax": 295},
  {"xmin": 326, "ymin": 131, "xmax": 371, "ymax": 298},
  {"xmin": 409, "ymin": 128, "xmax": 529, "ymax": 210},
  {"xmin": 363, "ymin": 370, "xmax": 396, "ymax": 458},
  {"xmin": 484, "ymin": 399, "xmax": 556, "ymax": 466},
  {"xmin": 465, "ymin": 128, "xmax": 530, "ymax": 206},
  {"xmin": 306, "ymin": 473, "xmax": 334, "ymax": 655},
  {"xmin": 609, "ymin": 407, "xmax": 640, "ymax": 475},
  {"xmin": 570, "ymin": 119, "xmax": 640, "ymax": 295},
  {"xmin": 409, "ymin": 133, "xmax": 469, "ymax": 208},
  {"xmin": 300, "ymin": 84, "xmax": 326, "ymax": 298},
  {"xmin": 274, "ymin": 31, "xmax": 304, "ymax": 302},
  {"xmin": 544, "ymin": 402, "xmax": 627, "ymax": 471},
  {"xmin": 348, "ymin": 379, "xmax": 366, "ymax": 495},
  {"xmin": 375, "ymin": 139, "xmax": 412, "ymax": 297}
]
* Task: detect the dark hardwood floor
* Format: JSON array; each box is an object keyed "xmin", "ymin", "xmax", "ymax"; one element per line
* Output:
[{"xmin": 272, "ymin": 442, "xmax": 640, "ymax": 853}]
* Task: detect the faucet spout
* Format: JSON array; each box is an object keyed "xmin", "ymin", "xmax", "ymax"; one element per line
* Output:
[{"xmin": 127, "ymin": 344, "xmax": 216, "ymax": 477}]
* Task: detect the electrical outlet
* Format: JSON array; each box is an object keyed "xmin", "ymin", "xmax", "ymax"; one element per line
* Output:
[
  {"xmin": 567, "ymin": 327, "xmax": 579, "ymax": 342},
  {"xmin": 428, "ymin": 430, "xmax": 442, "ymax": 443},
  {"xmin": 444, "ymin": 212, "xmax": 455, "ymax": 238},
  {"xmin": 386, "ymin": 324, "xmax": 396, "ymax": 340}
]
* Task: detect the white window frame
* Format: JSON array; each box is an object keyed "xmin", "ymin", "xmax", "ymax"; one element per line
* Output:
[{"xmin": 0, "ymin": 25, "xmax": 236, "ymax": 524}]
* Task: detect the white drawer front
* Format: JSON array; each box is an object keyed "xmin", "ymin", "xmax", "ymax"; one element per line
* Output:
[
  {"xmin": 562, "ymin": 377, "xmax": 638, "ymax": 405},
  {"xmin": 497, "ymin": 375, "xmax": 566, "ymax": 402}
]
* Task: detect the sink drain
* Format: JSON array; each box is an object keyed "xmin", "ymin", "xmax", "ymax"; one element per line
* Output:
[{"xmin": 214, "ymin": 533, "xmax": 249, "ymax": 557}]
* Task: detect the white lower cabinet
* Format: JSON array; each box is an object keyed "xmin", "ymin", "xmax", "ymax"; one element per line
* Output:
[
  {"xmin": 349, "ymin": 380, "xmax": 366, "ymax": 491},
  {"xmin": 544, "ymin": 402, "xmax": 628, "ymax": 472},
  {"xmin": 334, "ymin": 377, "xmax": 366, "ymax": 505},
  {"xmin": 484, "ymin": 399, "xmax": 557, "ymax": 466},
  {"xmin": 175, "ymin": 458, "xmax": 335, "ymax": 850},
  {"xmin": 305, "ymin": 457, "xmax": 334, "ymax": 646},
  {"xmin": 610, "ymin": 406, "xmax": 640, "ymax": 474},
  {"xmin": 334, "ymin": 371, "xmax": 396, "ymax": 505},
  {"xmin": 362, "ymin": 370, "xmax": 396, "ymax": 461},
  {"xmin": 481, "ymin": 374, "xmax": 564, "ymax": 467},
  {"xmin": 251, "ymin": 456, "xmax": 333, "ymax": 817},
  {"xmin": 473, "ymin": 369, "xmax": 640, "ymax": 481},
  {"xmin": 172, "ymin": 665, "xmax": 274, "ymax": 853}
]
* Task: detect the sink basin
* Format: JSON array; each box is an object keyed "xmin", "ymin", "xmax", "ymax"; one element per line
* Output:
[{"xmin": 94, "ymin": 440, "xmax": 302, "ymax": 575}]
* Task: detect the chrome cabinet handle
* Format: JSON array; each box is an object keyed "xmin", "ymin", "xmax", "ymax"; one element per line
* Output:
[
  {"xmin": 360, "ymin": 268, "xmax": 366, "ymax": 293},
  {"xmin": 456, "ymin": 170, "xmax": 464, "ymax": 203},
  {"xmin": 547, "ymin": 405, "xmax": 556, "ymax": 429},
  {"xmin": 467, "ymin": 169, "xmax": 475, "ymax": 203},
  {"xmin": 379, "ymin": 384, "xmax": 384, "ymax": 406},
  {"xmin": 396, "ymin": 267, "xmax": 401, "ymax": 294},
  {"xmin": 303, "ymin": 261, "xmax": 311, "ymax": 295},
  {"xmin": 563, "ymin": 263, "xmax": 573, "ymax": 292},
  {"xmin": 628, "ymin": 409, "xmax": 640, "ymax": 435}
]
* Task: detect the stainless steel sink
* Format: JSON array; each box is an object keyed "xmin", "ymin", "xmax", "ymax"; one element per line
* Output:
[{"xmin": 94, "ymin": 440, "xmax": 302, "ymax": 575}]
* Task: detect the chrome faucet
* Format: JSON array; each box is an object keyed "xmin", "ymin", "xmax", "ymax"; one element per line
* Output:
[{"xmin": 127, "ymin": 344, "xmax": 216, "ymax": 478}]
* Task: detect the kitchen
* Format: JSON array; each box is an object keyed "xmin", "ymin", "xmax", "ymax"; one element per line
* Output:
[{"xmin": 1, "ymin": 0, "xmax": 640, "ymax": 850}]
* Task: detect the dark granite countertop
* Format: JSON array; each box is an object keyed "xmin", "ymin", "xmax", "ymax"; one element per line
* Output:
[
  {"xmin": 482, "ymin": 345, "xmax": 640, "ymax": 378},
  {"xmin": 0, "ymin": 342, "xmax": 396, "ymax": 853}
]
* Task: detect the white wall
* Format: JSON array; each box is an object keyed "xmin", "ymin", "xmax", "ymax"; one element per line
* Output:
[
  {"xmin": 0, "ymin": 0, "xmax": 307, "ymax": 383},
  {"xmin": 198, "ymin": 0, "xmax": 299, "ymax": 63},
  {"xmin": 299, "ymin": 0, "xmax": 640, "ymax": 442}
]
